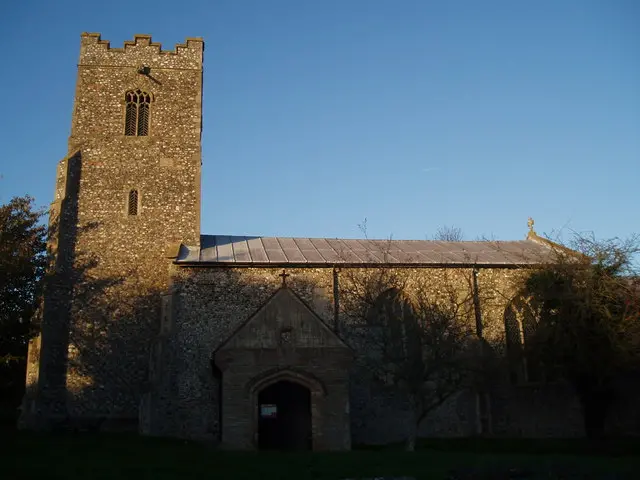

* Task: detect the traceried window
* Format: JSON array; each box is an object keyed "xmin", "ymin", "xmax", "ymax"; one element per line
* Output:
[
  {"xmin": 124, "ymin": 90, "xmax": 152, "ymax": 136},
  {"xmin": 504, "ymin": 296, "xmax": 542, "ymax": 384},
  {"xmin": 369, "ymin": 288, "xmax": 415, "ymax": 327},
  {"xmin": 128, "ymin": 189, "xmax": 139, "ymax": 216},
  {"xmin": 365, "ymin": 288, "xmax": 421, "ymax": 368}
]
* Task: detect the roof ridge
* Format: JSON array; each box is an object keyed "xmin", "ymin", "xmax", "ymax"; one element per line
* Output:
[{"xmin": 198, "ymin": 233, "xmax": 533, "ymax": 244}]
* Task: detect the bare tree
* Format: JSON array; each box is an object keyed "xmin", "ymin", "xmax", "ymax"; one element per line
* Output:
[
  {"xmin": 357, "ymin": 217, "xmax": 369, "ymax": 239},
  {"xmin": 341, "ymin": 267, "xmax": 477, "ymax": 451},
  {"xmin": 433, "ymin": 225, "xmax": 464, "ymax": 242}
]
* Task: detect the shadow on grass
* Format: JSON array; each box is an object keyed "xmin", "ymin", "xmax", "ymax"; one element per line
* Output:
[
  {"xmin": 3, "ymin": 432, "xmax": 639, "ymax": 480},
  {"xmin": 355, "ymin": 437, "xmax": 640, "ymax": 457}
]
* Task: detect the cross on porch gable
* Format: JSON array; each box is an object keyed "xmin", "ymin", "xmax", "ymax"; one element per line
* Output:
[{"xmin": 278, "ymin": 269, "xmax": 290, "ymax": 287}]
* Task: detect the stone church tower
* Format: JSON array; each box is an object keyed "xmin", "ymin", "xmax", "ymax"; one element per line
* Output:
[{"xmin": 21, "ymin": 33, "xmax": 204, "ymax": 429}]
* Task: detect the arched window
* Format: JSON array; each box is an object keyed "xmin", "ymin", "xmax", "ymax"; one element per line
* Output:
[
  {"xmin": 504, "ymin": 296, "xmax": 542, "ymax": 384},
  {"xmin": 124, "ymin": 90, "xmax": 152, "ymax": 136},
  {"xmin": 128, "ymin": 189, "xmax": 139, "ymax": 216},
  {"xmin": 368, "ymin": 288, "xmax": 415, "ymax": 328},
  {"xmin": 365, "ymin": 288, "xmax": 421, "ymax": 374}
]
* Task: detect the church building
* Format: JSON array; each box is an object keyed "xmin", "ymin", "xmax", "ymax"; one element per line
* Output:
[{"xmin": 21, "ymin": 33, "xmax": 610, "ymax": 450}]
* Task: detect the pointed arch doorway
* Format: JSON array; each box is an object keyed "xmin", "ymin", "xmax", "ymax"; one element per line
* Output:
[
  {"xmin": 257, "ymin": 380, "xmax": 311, "ymax": 450},
  {"xmin": 214, "ymin": 286, "xmax": 354, "ymax": 451}
]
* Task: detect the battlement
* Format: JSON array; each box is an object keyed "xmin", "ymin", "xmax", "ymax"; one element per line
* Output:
[
  {"xmin": 79, "ymin": 32, "xmax": 204, "ymax": 69},
  {"xmin": 81, "ymin": 33, "xmax": 204, "ymax": 55}
]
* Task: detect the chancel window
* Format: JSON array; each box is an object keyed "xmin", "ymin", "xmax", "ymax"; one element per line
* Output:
[
  {"xmin": 128, "ymin": 189, "xmax": 139, "ymax": 216},
  {"xmin": 504, "ymin": 297, "xmax": 542, "ymax": 384},
  {"xmin": 124, "ymin": 90, "xmax": 152, "ymax": 136}
]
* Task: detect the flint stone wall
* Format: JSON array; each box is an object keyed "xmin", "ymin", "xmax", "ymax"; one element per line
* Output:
[{"xmin": 146, "ymin": 265, "xmax": 587, "ymax": 444}]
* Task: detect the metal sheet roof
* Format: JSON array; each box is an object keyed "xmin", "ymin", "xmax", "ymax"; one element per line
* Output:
[{"xmin": 175, "ymin": 235, "xmax": 552, "ymax": 266}]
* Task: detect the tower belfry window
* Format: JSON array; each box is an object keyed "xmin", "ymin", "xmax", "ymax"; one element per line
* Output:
[
  {"xmin": 124, "ymin": 90, "xmax": 152, "ymax": 136},
  {"xmin": 128, "ymin": 189, "xmax": 139, "ymax": 216}
]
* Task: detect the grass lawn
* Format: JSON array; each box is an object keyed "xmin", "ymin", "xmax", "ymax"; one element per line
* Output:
[{"xmin": 3, "ymin": 432, "xmax": 639, "ymax": 479}]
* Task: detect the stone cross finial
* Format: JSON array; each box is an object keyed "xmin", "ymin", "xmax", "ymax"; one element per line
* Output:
[
  {"xmin": 527, "ymin": 217, "xmax": 535, "ymax": 233},
  {"xmin": 278, "ymin": 269, "xmax": 290, "ymax": 287}
]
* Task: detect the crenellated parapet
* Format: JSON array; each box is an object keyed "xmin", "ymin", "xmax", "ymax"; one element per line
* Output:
[{"xmin": 79, "ymin": 32, "xmax": 204, "ymax": 70}]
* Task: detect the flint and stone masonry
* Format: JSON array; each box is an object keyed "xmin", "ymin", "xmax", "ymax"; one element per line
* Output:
[{"xmin": 18, "ymin": 33, "xmax": 639, "ymax": 448}]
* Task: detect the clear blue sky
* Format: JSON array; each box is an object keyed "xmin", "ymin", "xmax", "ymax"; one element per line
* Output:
[{"xmin": 1, "ymin": 0, "xmax": 638, "ymax": 242}]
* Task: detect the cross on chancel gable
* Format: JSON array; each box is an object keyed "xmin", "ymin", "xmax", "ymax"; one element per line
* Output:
[
  {"xmin": 278, "ymin": 270, "xmax": 290, "ymax": 287},
  {"xmin": 527, "ymin": 217, "xmax": 535, "ymax": 232}
]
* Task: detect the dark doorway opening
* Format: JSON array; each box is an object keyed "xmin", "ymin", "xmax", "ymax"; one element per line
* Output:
[{"xmin": 257, "ymin": 380, "xmax": 311, "ymax": 450}]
